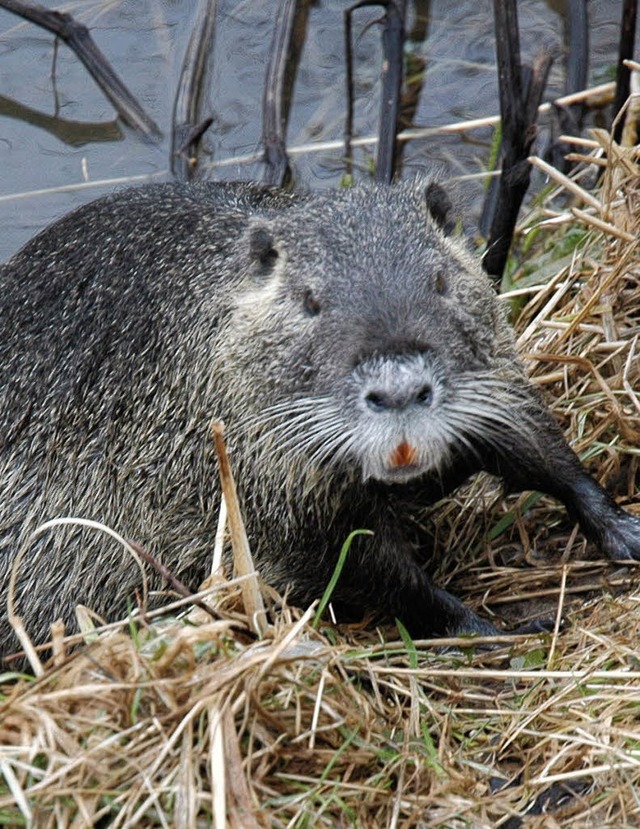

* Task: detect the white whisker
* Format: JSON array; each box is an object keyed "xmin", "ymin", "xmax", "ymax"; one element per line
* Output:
[{"xmin": 236, "ymin": 394, "xmax": 356, "ymax": 476}]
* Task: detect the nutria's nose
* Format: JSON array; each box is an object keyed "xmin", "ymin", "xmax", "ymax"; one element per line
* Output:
[{"xmin": 365, "ymin": 383, "xmax": 433, "ymax": 412}]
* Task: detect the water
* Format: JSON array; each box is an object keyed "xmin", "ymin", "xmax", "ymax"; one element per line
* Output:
[{"xmin": 0, "ymin": 0, "xmax": 628, "ymax": 261}]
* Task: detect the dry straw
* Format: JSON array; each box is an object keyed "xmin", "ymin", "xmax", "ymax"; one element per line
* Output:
[{"xmin": 2, "ymin": 125, "xmax": 640, "ymax": 827}]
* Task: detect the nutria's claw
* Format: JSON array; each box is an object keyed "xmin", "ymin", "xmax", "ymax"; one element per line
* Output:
[{"xmin": 600, "ymin": 510, "xmax": 640, "ymax": 562}]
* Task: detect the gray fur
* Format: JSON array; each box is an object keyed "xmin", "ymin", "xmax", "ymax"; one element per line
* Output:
[{"xmin": 1, "ymin": 178, "xmax": 639, "ymax": 658}]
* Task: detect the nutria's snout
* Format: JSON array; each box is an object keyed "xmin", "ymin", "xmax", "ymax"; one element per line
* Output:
[
  {"xmin": 355, "ymin": 352, "xmax": 443, "ymax": 411},
  {"xmin": 351, "ymin": 352, "xmax": 451, "ymax": 483},
  {"xmin": 364, "ymin": 382, "xmax": 434, "ymax": 412}
]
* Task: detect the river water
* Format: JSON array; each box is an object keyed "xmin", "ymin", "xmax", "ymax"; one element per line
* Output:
[{"xmin": 0, "ymin": 0, "xmax": 630, "ymax": 261}]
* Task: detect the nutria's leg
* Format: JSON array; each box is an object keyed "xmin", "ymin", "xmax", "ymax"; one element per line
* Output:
[
  {"xmin": 413, "ymin": 585, "xmax": 500, "ymax": 638},
  {"xmin": 488, "ymin": 409, "xmax": 640, "ymax": 561},
  {"xmin": 328, "ymin": 535, "xmax": 500, "ymax": 639},
  {"xmin": 544, "ymin": 465, "xmax": 640, "ymax": 561}
]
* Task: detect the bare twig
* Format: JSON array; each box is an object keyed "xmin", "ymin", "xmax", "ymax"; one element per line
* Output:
[
  {"xmin": 0, "ymin": 93, "xmax": 121, "ymax": 145},
  {"xmin": 552, "ymin": 0, "xmax": 588, "ymax": 169},
  {"xmin": 171, "ymin": 0, "xmax": 217, "ymax": 180},
  {"xmin": 565, "ymin": 0, "xmax": 589, "ymax": 99},
  {"xmin": 344, "ymin": 0, "xmax": 407, "ymax": 183},
  {"xmin": 0, "ymin": 0, "xmax": 161, "ymax": 138},
  {"xmin": 262, "ymin": 0, "xmax": 308, "ymax": 187},
  {"xmin": 343, "ymin": 3, "xmax": 358, "ymax": 178},
  {"xmin": 482, "ymin": 0, "xmax": 553, "ymax": 280},
  {"xmin": 613, "ymin": 0, "xmax": 639, "ymax": 143},
  {"xmin": 126, "ymin": 540, "xmax": 221, "ymax": 622},
  {"xmin": 211, "ymin": 420, "xmax": 267, "ymax": 637},
  {"xmin": 375, "ymin": 0, "xmax": 406, "ymax": 183}
]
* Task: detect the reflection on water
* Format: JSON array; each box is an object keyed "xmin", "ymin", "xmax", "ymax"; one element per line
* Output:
[{"xmin": 0, "ymin": 0, "xmax": 627, "ymax": 260}]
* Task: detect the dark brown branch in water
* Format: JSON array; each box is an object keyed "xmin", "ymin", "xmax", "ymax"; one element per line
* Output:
[
  {"xmin": 175, "ymin": 117, "xmax": 214, "ymax": 157},
  {"xmin": 0, "ymin": 0, "xmax": 161, "ymax": 138},
  {"xmin": 479, "ymin": 65, "xmax": 532, "ymax": 242},
  {"xmin": 343, "ymin": 4, "xmax": 358, "ymax": 179},
  {"xmin": 262, "ymin": 0, "xmax": 298, "ymax": 187},
  {"xmin": 565, "ymin": 0, "xmax": 589, "ymax": 99},
  {"xmin": 552, "ymin": 0, "xmax": 588, "ymax": 171},
  {"xmin": 376, "ymin": 0, "xmax": 407, "ymax": 183},
  {"xmin": 393, "ymin": 2, "xmax": 429, "ymax": 174},
  {"xmin": 482, "ymin": 0, "xmax": 552, "ymax": 281},
  {"xmin": 0, "ymin": 93, "xmax": 121, "ymax": 146},
  {"xmin": 344, "ymin": 1, "xmax": 380, "ymax": 178},
  {"xmin": 613, "ymin": 0, "xmax": 638, "ymax": 143},
  {"xmin": 344, "ymin": 0, "xmax": 407, "ymax": 183},
  {"xmin": 171, "ymin": 0, "xmax": 217, "ymax": 181}
]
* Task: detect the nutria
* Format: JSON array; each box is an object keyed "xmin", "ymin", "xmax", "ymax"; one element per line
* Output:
[{"xmin": 1, "ymin": 178, "xmax": 639, "ymax": 658}]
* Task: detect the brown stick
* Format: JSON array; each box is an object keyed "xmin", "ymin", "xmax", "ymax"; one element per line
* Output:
[{"xmin": 211, "ymin": 420, "xmax": 267, "ymax": 637}]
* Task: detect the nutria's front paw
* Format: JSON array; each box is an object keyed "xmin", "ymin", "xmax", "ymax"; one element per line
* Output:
[
  {"xmin": 511, "ymin": 617, "xmax": 559, "ymax": 635},
  {"xmin": 600, "ymin": 510, "xmax": 640, "ymax": 561}
]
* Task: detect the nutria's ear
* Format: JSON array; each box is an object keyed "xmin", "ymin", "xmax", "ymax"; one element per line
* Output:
[
  {"xmin": 248, "ymin": 224, "xmax": 279, "ymax": 268},
  {"xmin": 424, "ymin": 182, "xmax": 454, "ymax": 235}
]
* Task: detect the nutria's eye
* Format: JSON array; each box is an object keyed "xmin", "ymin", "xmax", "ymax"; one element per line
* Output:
[
  {"xmin": 435, "ymin": 271, "xmax": 447, "ymax": 295},
  {"xmin": 303, "ymin": 289, "xmax": 321, "ymax": 317}
]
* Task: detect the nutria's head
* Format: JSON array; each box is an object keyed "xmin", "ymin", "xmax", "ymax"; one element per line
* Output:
[{"xmin": 222, "ymin": 179, "xmax": 527, "ymax": 485}]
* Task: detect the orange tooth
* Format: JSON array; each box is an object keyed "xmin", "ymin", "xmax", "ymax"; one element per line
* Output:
[{"xmin": 390, "ymin": 441, "xmax": 418, "ymax": 468}]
